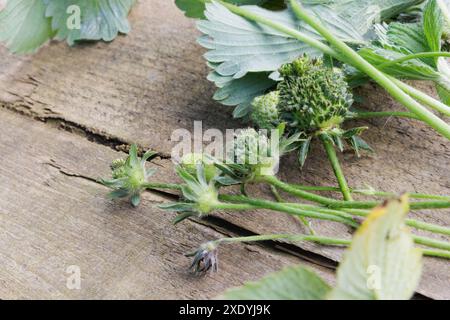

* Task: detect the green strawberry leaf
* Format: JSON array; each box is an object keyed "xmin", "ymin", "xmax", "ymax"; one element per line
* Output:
[
  {"xmin": 423, "ymin": 0, "xmax": 444, "ymax": 54},
  {"xmin": 0, "ymin": 0, "xmax": 54, "ymax": 53},
  {"xmin": 130, "ymin": 194, "xmax": 141, "ymax": 207},
  {"xmin": 176, "ymin": 0, "xmax": 272, "ymax": 19},
  {"xmin": 221, "ymin": 265, "xmax": 331, "ymax": 300},
  {"xmin": 44, "ymin": 0, "xmax": 136, "ymax": 45},
  {"xmin": 331, "ymin": 0, "xmax": 425, "ymax": 37},
  {"xmin": 212, "ymin": 72, "xmax": 276, "ymax": 118},
  {"xmin": 298, "ymin": 136, "xmax": 312, "ymax": 167}
]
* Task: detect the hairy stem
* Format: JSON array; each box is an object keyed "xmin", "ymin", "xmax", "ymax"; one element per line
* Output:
[
  {"xmin": 263, "ymin": 175, "xmax": 450, "ymax": 210},
  {"xmin": 213, "ymin": 202, "xmax": 257, "ymax": 211},
  {"xmin": 320, "ymin": 134, "xmax": 353, "ymax": 201},
  {"xmin": 271, "ymin": 185, "xmax": 315, "ymax": 234},
  {"xmin": 209, "ymin": 234, "xmax": 450, "ymax": 259},
  {"xmin": 218, "ymin": 194, "xmax": 359, "ymax": 227},
  {"xmin": 351, "ymin": 111, "xmax": 420, "ymax": 120},
  {"xmin": 291, "ymin": 184, "xmax": 450, "ymax": 201},
  {"xmin": 337, "ymin": 207, "xmax": 450, "ymax": 236},
  {"xmin": 391, "ymin": 78, "xmax": 450, "ymax": 116},
  {"xmin": 214, "ymin": 234, "xmax": 350, "ymax": 247},
  {"xmin": 413, "ymin": 235, "xmax": 450, "ymax": 251},
  {"xmin": 143, "ymin": 182, "xmax": 182, "ymax": 190},
  {"xmin": 422, "ymin": 249, "xmax": 450, "ymax": 259},
  {"xmin": 378, "ymin": 52, "xmax": 450, "ymax": 69}
]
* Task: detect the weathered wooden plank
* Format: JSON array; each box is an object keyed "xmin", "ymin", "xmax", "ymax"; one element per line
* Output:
[
  {"xmin": 104, "ymin": 146, "xmax": 450, "ymax": 300},
  {"xmin": 0, "ymin": 0, "xmax": 448, "ymax": 298},
  {"xmin": 0, "ymin": 0, "xmax": 237, "ymax": 156},
  {"xmin": 0, "ymin": 109, "xmax": 334, "ymax": 299}
]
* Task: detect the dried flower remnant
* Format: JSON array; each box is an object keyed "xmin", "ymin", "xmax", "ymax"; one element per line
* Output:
[{"xmin": 186, "ymin": 241, "xmax": 219, "ymax": 275}]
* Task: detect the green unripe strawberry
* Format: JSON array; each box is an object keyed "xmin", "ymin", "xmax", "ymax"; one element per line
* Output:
[
  {"xmin": 277, "ymin": 57, "xmax": 353, "ymax": 134},
  {"xmin": 251, "ymin": 91, "xmax": 280, "ymax": 130}
]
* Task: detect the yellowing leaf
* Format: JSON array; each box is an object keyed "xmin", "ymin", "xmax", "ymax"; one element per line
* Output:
[
  {"xmin": 328, "ymin": 195, "xmax": 422, "ymax": 300},
  {"xmin": 221, "ymin": 265, "xmax": 331, "ymax": 300}
]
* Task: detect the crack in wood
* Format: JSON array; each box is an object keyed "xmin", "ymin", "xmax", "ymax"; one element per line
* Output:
[
  {"xmin": 41, "ymin": 151, "xmax": 347, "ymax": 273},
  {"xmin": 1, "ymin": 102, "xmax": 137, "ymax": 155}
]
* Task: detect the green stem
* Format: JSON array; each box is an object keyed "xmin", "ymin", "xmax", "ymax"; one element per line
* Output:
[
  {"xmin": 320, "ymin": 134, "xmax": 353, "ymax": 201},
  {"xmin": 143, "ymin": 182, "xmax": 182, "ymax": 190},
  {"xmin": 351, "ymin": 111, "xmax": 420, "ymax": 120},
  {"xmin": 264, "ymin": 175, "xmax": 380, "ymax": 209},
  {"xmin": 289, "ymin": 0, "xmax": 450, "ymax": 140},
  {"xmin": 408, "ymin": 220, "xmax": 450, "ymax": 236},
  {"xmin": 240, "ymin": 183, "xmax": 248, "ymax": 196},
  {"xmin": 350, "ymin": 78, "xmax": 450, "ymax": 117},
  {"xmin": 291, "ymin": 184, "xmax": 450, "ymax": 201},
  {"xmin": 210, "ymin": 234, "xmax": 450, "ymax": 259},
  {"xmin": 216, "ymin": 196, "xmax": 450, "ymax": 239},
  {"xmin": 409, "ymin": 201, "xmax": 450, "ymax": 210},
  {"xmin": 263, "ymin": 175, "xmax": 450, "ymax": 210},
  {"xmin": 218, "ymin": 194, "xmax": 359, "ymax": 228},
  {"xmin": 344, "ymin": 208, "xmax": 450, "ymax": 236},
  {"xmin": 378, "ymin": 52, "xmax": 450, "ymax": 69},
  {"xmin": 422, "ymin": 249, "xmax": 450, "ymax": 259},
  {"xmin": 413, "ymin": 235, "xmax": 450, "ymax": 251},
  {"xmin": 391, "ymin": 78, "xmax": 450, "ymax": 116},
  {"xmin": 213, "ymin": 202, "xmax": 257, "ymax": 211},
  {"xmin": 271, "ymin": 185, "xmax": 315, "ymax": 235},
  {"xmin": 284, "ymin": 203, "xmax": 356, "ymax": 220},
  {"xmin": 214, "ymin": 234, "xmax": 350, "ymax": 247}
]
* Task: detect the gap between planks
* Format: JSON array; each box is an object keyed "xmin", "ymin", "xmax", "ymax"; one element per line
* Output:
[{"xmin": 0, "ymin": 107, "xmax": 338, "ymax": 299}]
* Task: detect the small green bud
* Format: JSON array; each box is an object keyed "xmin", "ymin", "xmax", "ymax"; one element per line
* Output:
[
  {"xmin": 277, "ymin": 56, "xmax": 353, "ymax": 134},
  {"xmin": 101, "ymin": 145, "xmax": 157, "ymax": 207},
  {"xmin": 111, "ymin": 158, "xmax": 126, "ymax": 170},
  {"xmin": 160, "ymin": 164, "xmax": 220, "ymax": 219},
  {"xmin": 196, "ymin": 187, "xmax": 219, "ymax": 215},
  {"xmin": 111, "ymin": 158, "xmax": 127, "ymax": 179},
  {"xmin": 181, "ymin": 153, "xmax": 218, "ymax": 182},
  {"xmin": 251, "ymin": 91, "xmax": 280, "ymax": 130}
]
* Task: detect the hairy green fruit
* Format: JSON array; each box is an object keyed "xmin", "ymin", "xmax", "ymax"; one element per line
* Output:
[
  {"xmin": 251, "ymin": 91, "xmax": 280, "ymax": 129},
  {"xmin": 100, "ymin": 145, "xmax": 158, "ymax": 207},
  {"xmin": 159, "ymin": 164, "xmax": 221, "ymax": 223},
  {"xmin": 277, "ymin": 57, "xmax": 353, "ymax": 134},
  {"xmin": 111, "ymin": 158, "xmax": 127, "ymax": 179}
]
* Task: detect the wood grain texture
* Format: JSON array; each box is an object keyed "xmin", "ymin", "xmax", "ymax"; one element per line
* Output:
[
  {"xmin": 0, "ymin": 0, "xmax": 448, "ymax": 299},
  {"xmin": 0, "ymin": 109, "xmax": 335, "ymax": 299}
]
